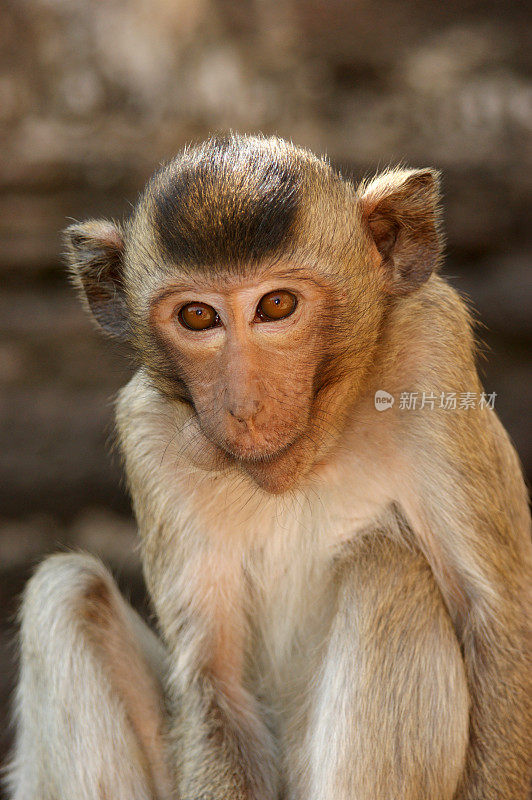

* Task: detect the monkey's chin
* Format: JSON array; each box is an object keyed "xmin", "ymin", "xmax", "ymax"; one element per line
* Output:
[
  {"xmin": 237, "ymin": 436, "xmax": 317, "ymax": 495},
  {"xmin": 205, "ymin": 434, "xmax": 305, "ymax": 493}
]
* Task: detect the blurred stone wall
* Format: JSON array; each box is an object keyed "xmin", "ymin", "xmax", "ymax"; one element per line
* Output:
[{"xmin": 0, "ymin": 0, "xmax": 530, "ymax": 780}]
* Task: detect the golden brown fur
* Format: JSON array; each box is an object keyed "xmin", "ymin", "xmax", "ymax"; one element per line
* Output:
[{"xmin": 7, "ymin": 134, "xmax": 531, "ymax": 799}]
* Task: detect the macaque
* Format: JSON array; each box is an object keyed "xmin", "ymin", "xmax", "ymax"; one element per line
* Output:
[{"xmin": 7, "ymin": 134, "xmax": 531, "ymax": 800}]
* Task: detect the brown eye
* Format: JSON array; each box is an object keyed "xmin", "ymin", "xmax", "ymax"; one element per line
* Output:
[
  {"xmin": 256, "ymin": 290, "xmax": 297, "ymax": 322},
  {"xmin": 178, "ymin": 302, "xmax": 219, "ymax": 331}
]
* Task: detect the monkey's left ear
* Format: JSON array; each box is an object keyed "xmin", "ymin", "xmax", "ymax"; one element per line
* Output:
[
  {"xmin": 358, "ymin": 168, "xmax": 442, "ymax": 295},
  {"xmin": 63, "ymin": 220, "xmax": 130, "ymax": 339}
]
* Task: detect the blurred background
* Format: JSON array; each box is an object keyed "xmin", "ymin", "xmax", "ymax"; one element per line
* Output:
[{"xmin": 0, "ymin": 0, "xmax": 530, "ymax": 779}]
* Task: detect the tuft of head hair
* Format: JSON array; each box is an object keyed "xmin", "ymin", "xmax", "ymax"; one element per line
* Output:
[{"xmin": 139, "ymin": 133, "xmax": 333, "ymax": 272}]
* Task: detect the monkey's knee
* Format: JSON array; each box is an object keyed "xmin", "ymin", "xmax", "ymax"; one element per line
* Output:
[
  {"xmin": 10, "ymin": 553, "xmax": 171, "ymax": 800},
  {"xmin": 20, "ymin": 552, "xmax": 117, "ymax": 652}
]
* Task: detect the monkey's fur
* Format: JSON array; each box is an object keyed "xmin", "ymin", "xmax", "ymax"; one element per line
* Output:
[{"xmin": 8, "ymin": 134, "xmax": 531, "ymax": 799}]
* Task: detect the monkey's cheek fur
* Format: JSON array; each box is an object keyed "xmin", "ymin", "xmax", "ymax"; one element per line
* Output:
[{"xmin": 178, "ymin": 412, "xmax": 229, "ymax": 472}]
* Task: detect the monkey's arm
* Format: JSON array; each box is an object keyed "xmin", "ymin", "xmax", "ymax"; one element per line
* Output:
[
  {"xmin": 153, "ymin": 552, "xmax": 277, "ymax": 800},
  {"xmin": 116, "ymin": 373, "xmax": 278, "ymax": 800},
  {"xmin": 403, "ymin": 406, "xmax": 532, "ymax": 800},
  {"xmin": 304, "ymin": 531, "xmax": 469, "ymax": 800}
]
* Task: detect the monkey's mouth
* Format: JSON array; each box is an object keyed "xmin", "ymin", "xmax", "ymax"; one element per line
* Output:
[
  {"xmin": 193, "ymin": 407, "xmax": 309, "ymax": 467},
  {"xmin": 223, "ymin": 435, "xmax": 300, "ymax": 464},
  {"xmin": 212, "ymin": 427, "xmax": 304, "ymax": 465}
]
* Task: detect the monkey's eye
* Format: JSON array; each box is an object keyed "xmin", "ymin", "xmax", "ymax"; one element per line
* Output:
[
  {"xmin": 178, "ymin": 302, "xmax": 220, "ymax": 331},
  {"xmin": 256, "ymin": 290, "xmax": 297, "ymax": 322}
]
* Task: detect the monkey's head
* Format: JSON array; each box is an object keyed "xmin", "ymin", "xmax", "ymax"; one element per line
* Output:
[{"xmin": 65, "ymin": 134, "xmax": 442, "ymax": 493}]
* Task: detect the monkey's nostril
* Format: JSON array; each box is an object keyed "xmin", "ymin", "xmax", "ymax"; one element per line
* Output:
[{"xmin": 228, "ymin": 400, "xmax": 262, "ymax": 423}]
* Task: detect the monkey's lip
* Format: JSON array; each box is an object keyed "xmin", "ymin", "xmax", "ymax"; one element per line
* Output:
[
  {"xmin": 195, "ymin": 412, "xmax": 304, "ymax": 464},
  {"xmin": 219, "ymin": 433, "xmax": 302, "ymax": 464}
]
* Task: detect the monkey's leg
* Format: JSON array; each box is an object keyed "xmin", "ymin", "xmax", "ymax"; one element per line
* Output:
[
  {"xmin": 302, "ymin": 534, "xmax": 469, "ymax": 800},
  {"xmin": 6, "ymin": 553, "xmax": 173, "ymax": 800}
]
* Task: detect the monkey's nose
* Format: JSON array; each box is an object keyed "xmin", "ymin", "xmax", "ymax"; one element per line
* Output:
[{"xmin": 227, "ymin": 399, "xmax": 263, "ymax": 424}]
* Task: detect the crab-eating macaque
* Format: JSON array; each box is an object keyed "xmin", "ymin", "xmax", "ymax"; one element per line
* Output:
[{"xmin": 7, "ymin": 134, "xmax": 531, "ymax": 800}]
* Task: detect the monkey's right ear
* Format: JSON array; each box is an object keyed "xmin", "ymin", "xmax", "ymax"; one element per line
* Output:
[{"xmin": 63, "ymin": 220, "xmax": 130, "ymax": 339}]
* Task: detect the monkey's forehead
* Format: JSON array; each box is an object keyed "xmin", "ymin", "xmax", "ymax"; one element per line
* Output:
[{"xmin": 131, "ymin": 134, "xmax": 343, "ymax": 271}]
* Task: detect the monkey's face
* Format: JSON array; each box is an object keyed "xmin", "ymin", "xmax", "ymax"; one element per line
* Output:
[
  {"xmin": 150, "ymin": 268, "xmax": 342, "ymax": 488},
  {"xmin": 65, "ymin": 135, "xmax": 442, "ymax": 493}
]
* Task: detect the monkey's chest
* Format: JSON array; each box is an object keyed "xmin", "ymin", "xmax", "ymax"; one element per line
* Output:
[
  {"xmin": 241, "ymin": 487, "xmax": 385, "ymax": 700},
  {"xmin": 243, "ymin": 541, "xmax": 337, "ymax": 721}
]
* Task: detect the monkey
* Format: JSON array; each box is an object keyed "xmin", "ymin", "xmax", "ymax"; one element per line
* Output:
[{"xmin": 6, "ymin": 133, "xmax": 531, "ymax": 800}]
